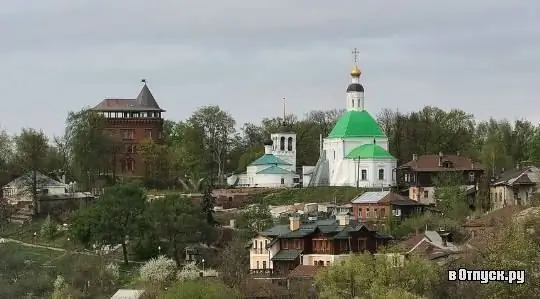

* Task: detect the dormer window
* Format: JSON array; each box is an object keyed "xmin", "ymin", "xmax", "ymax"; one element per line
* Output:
[{"xmin": 442, "ymin": 161, "xmax": 453, "ymax": 168}]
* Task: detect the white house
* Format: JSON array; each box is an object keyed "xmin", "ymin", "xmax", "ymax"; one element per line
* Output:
[
  {"xmin": 306, "ymin": 54, "xmax": 397, "ymax": 188},
  {"xmin": 2, "ymin": 171, "xmax": 67, "ymax": 204},
  {"xmin": 228, "ymin": 136, "xmax": 299, "ymax": 188}
]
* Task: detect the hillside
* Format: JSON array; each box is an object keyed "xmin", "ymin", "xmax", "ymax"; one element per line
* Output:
[{"xmin": 250, "ymin": 187, "xmax": 364, "ymax": 206}]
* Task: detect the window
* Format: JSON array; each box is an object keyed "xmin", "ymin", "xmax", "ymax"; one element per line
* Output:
[
  {"xmin": 374, "ymin": 208, "xmax": 378, "ymax": 217},
  {"xmin": 361, "ymin": 169, "xmax": 367, "ymax": 180},
  {"xmin": 378, "ymin": 169, "xmax": 384, "ymax": 180},
  {"xmin": 366, "ymin": 208, "xmax": 370, "ymax": 217},
  {"xmin": 145, "ymin": 129, "xmax": 152, "ymax": 139},
  {"xmin": 468, "ymin": 172, "xmax": 475, "ymax": 183},
  {"xmin": 287, "ymin": 137, "xmax": 293, "ymax": 151},
  {"xmin": 280, "ymin": 178, "xmax": 285, "ymax": 185},
  {"xmin": 333, "ymin": 151, "xmax": 336, "ymax": 160},
  {"xmin": 121, "ymin": 129, "xmax": 134, "ymax": 140},
  {"xmin": 254, "ymin": 241, "xmax": 257, "ymax": 249},
  {"xmin": 282, "ymin": 240, "xmax": 288, "ymax": 249},
  {"xmin": 423, "ymin": 190, "xmax": 429, "ymax": 198},
  {"xmin": 265, "ymin": 240, "xmax": 268, "ymax": 248},
  {"xmin": 280, "ymin": 137, "xmax": 285, "ymax": 150},
  {"xmin": 318, "ymin": 261, "xmax": 324, "ymax": 266},
  {"xmin": 313, "ymin": 261, "xmax": 318, "ymax": 266},
  {"xmin": 128, "ymin": 159, "xmax": 135, "ymax": 171},
  {"xmin": 392, "ymin": 209, "xmax": 401, "ymax": 217},
  {"xmin": 326, "ymin": 261, "xmax": 330, "ymax": 266},
  {"xmin": 380, "ymin": 208, "xmax": 385, "ymax": 217},
  {"xmin": 404, "ymin": 173, "xmax": 410, "ymax": 182},
  {"xmin": 125, "ymin": 144, "xmax": 136, "ymax": 153},
  {"xmin": 263, "ymin": 261, "xmax": 267, "ymax": 269}
]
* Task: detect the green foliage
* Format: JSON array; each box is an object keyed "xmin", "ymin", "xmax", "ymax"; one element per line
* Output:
[
  {"xmin": 315, "ymin": 254, "xmax": 439, "ymax": 298},
  {"xmin": 434, "ymin": 172, "xmax": 471, "ymax": 221},
  {"xmin": 145, "ymin": 194, "xmax": 215, "ymax": 266},
  {"xmin": 39, "ymin": 214, "xmax": 56, "ymax": 239},
  {"xmin": 237, "ymin": 204, "xmax": 273, "ymax": 235},
  {"xmin": 252, "ymin": 187, "xmax": 363, "ymax": 206},
  {"xmin": 217, "ymin": 236, "xmax": 250, "ymax": 289},
  {"xmin": 163, "ymin": 279, "xmax": 238, "ymax": 299}
]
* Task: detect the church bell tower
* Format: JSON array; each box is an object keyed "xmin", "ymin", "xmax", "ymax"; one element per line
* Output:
[
  {"xmin": 270, "ymin": 97, "xmax": 297, "ymax": 171},
  {"xmin": 346, "ymin": 48, "xmax": 365, "ymax": 111}
]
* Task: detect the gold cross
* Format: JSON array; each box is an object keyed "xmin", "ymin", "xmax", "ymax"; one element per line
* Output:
[{"xmin": 352, "ymin": 48, "xmax": 359, "ymax": 63}]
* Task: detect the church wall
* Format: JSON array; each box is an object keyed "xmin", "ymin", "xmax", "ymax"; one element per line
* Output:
[
  {"xmin": 331, "ymin": 158, "xmax": 396, "ymax": 187},
  {"xmin": 253, "ymin": 173, "xmax": 297, "ymax": 188}
]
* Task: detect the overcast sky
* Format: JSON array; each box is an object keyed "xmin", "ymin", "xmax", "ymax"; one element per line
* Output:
[{"xmin": 1, "ymin": 0, "xmax": 539, "ymax": 137}]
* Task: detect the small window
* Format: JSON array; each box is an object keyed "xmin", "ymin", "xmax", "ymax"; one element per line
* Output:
[
  {"xmin": 378, "ymin": 169, "xmax": 384, "ymax": 180},
  {"xmin": 280, "ymin": 178, "xmax": 285, "ymax": 184},
  {"xmin": 333, "ymin": 151, "xmax": 336, "ymax": 160},
  {"xmin": 361, "ymin": 169, "xmax": 367, "ymax": 180},
  {"xmin": 423, "ymin": 190, "xmax": 429, "ymax": 198},
  {"xmin": 263, "ymin": 261, "xmax": 267, "ymax": 269},
  {"xmin": 145, "ymin": 129, "xmax": 152, "ymax": 139},
  {"xmin": 469, "ymin": 172, "xmax": 475, "ymax": 183}
]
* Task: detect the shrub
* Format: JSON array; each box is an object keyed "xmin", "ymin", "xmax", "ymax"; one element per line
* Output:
[
  {"xmin": 39, "ymin": 214, "xmax": 56, "ymax": 239},
  {"xmin": 139, "ymin": 255, "xmax": 176, "ymax": 284}
]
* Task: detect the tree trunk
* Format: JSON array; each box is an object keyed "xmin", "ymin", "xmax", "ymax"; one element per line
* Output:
[{"xmin": 121, "ymin": 242, "xmax": 129, "ymax": 265}]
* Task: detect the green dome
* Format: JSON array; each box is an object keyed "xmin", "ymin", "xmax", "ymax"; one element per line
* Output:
[
  {"xmin": 346, "ymin": 143, "xmax": 394, "ymax": 159},
  {"xmin": 328, "ymin": 110, "xmax": 385, "ymax": 138}
]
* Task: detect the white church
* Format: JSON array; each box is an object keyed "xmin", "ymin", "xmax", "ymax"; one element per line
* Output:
[
  {"xmin": 228, "ymin": 50, "xmax": 397, "ymax": 188},
  {"xmin": 304, "ymin": 53, "xmax": 397, "ymax": 188},
  {"xmin": 227, "ymin": 129, "xmax": 300, "ymax": 188}
]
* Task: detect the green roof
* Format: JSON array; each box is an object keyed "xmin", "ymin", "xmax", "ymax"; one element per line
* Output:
[
  {"xmin": 249, "ymin": 154, "xmax": 291, "ymax": 166},
  {"xmin": 256, "ymin": 165, "xmax": 295, "ymax": 175},
  {"xmin": 271, "ymin": 249, "xmax": 302, "ymax": 261},
  {"xmin": 345, "ymin": 143, "xmax": 395, "ymax": 160},
  {"xmin": 328, "ymin": 110, "xmax": 386, "ymax": 138}
]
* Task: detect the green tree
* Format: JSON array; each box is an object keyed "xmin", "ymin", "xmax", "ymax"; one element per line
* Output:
[
  {"xmin": 164, "ymin": 280, "xmax": 238, "ymax": 299},
  {"xmin": 237, "ymin": 204, "xmax": 273, "ymax": 235},
  {"xmin": 14, "ymin": 128, "xmax": 49, "ymax": 214},
  {"xmin": 217, "ymin": 236, "xmax": 249, "ymax": 289},
  {"xmin": 138, "ymin": 138, "xmax": 170, "ymax": 188},
  {"xmin": 69, "ymin": 183, "xmax": 147, "ymax": 264},
  {"xmin": 146, "ymin": 194, "xmax": 214, "ymax": 266},
  {"xmin": 201, "ymin": 182, "xmax": 216, "ymax": 225},
  {"xmin": 433, "ymin": 172, "xmax": 471, "ymax": 221}
]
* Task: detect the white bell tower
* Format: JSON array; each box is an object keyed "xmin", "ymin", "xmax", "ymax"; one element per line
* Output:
[
  {"xmin": 270, "ymin": 97, "xmax": 297, "ymax": 171},
  {"xmin": 346, "ymin": 48, "xmax": 365, "ymax": 111}
]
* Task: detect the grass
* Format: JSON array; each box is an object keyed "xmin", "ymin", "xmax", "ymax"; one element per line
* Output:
[{"xmin": 251, "ymin": 187, "xmax": 364, "ymax": 206}]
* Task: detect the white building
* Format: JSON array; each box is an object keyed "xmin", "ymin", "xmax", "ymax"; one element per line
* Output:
[
  {"xmin": 228, "ymin": 132, "xmax": 299, "ymax": 188},
  {"xmin": 306, "ymin": 54, "xmax": 397, "ymax": 187},
  {"xmin": 2, "ymin": 171, "xmax": 67, "ymax": 204}
]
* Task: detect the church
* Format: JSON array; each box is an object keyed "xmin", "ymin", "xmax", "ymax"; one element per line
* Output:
[
  {"xmin": 305, "ymin": 50, "xmax": 397, "ymax": 187},
  {"xmin": 227, "ymin": 123, "xmax": 300, "ymax": 188}
]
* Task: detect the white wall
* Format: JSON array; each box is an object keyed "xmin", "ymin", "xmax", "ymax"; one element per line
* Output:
[
  {"xmin": 302, "ymin": 254, "xmax": 351, "ymax": 266},
  {"xmin": 234, "ymin": 172, "xmax": 298, "ymax": 188}
]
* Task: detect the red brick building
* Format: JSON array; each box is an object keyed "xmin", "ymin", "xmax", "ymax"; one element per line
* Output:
[{"xmin": 91, "ymin": 81, "xmax": 165, "ymax": 176}]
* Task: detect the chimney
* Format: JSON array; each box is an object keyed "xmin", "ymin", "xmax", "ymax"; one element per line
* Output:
[
  {"xmin": 337, "ymin": 213, "xmax": 350, "ymax": 226},
  {"xmin": 412, "ymin": 154, "xmax": 418, "ymax": 161},
  {"xmin": 438, "ymin": 152, "xmax": 443, "ymax": 167},
  {"xmin": 289, "ymin": 215, "xmax": 300, "ymax": 231}
]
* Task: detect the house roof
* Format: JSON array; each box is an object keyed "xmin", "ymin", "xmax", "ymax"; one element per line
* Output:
[
  {"xmin": 327, "ymin": 110, "xmax": 386, "ymax": 138},
  {"xmin": 259, "ymin": 224, "xmax": 291, "ymax": 237},
  {"xmin": 492, "ymin": 166, "xmax": 540, "ymax": 186},
  {"xmin": 463, "ymin": 205, "xmax": 526, "ymax": 227},
  {"xmin": 345, "ymin": 143, "xmax": 395, "ymax": 160},
  {"xmin": 287, "ymin": 265, "xmax": 324, "ymax": 278},
  {"xmin": 256, "ymin": 165, "xmax": 296, "ymax": 175},
  {"xmin": 249, "ymin": 154, "xmax": 291, "ymax": 166},
  {"xmin": 4, "ymin": 172, "xmax": 65, "ymax": 189},
  {"xmin": 398, "ymin": 231, "xmax": 465, "ymax": 254},
  {"xmin": 399, "ymin": 154, "xmax": 484, "ymax": 172},
  {"xmin": 92, "ymin": 84, "xmax": 165, "ymax": 112},
  {"xmin": 275, "ymin": 218, "xmax": 390, "ymax": 240},
  {"xmin": 271, "ymin": 249, "xmax": 302, "ymax": 261},
  {"xmin": 351, "ymin": 191, "xmax": 423, "ymax": 206}
]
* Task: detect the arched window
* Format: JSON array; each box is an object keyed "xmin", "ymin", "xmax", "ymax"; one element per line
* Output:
[
  {"xmin": 287, "ymin": 137, "xmax": 293, "ymax": 151},
  {"xmin": 351, "ymin": 99, "xmax": 354, "ymax": 107},
  {"xmin": 280, "ymin": 137, "xmax": 285, "ymax": 151},
  {"xmin": 378, "ymin": 169, "xmax": 384, "ymax": 180}
]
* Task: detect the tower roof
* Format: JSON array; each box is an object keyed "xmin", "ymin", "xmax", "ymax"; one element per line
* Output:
[
  {"xmin": 346, "ymin": 83, "xmax": 364, "ymax": 92},
  {"xmin": 92, "ymin": 82, "xmax": 165, "ymax": 112},
  {"xmin": 346, "ymin": 143, "xmax": 394, "ymax": 160},
  {"xmin": 328, "ymin": 110, "xmax": 385, "ymax": 138},
  {"xmin": 350, "ymin": 65, "xmax": 361, "ymax": 77},
  {"xmin": 249, "ymin": 154, "xmax": 292, "ymax": 166}
]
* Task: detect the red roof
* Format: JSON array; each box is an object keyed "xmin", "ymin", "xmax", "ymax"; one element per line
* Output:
[
  {"xmin": 399, "ymin": 154, "xmax": 484, "ymax": 172},
  {"xmin": 287, "ymin": 265, "xmax": 324, "ymax": 278}
]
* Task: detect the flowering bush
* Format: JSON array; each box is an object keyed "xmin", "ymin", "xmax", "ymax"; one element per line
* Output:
[
  {"xmin": 106, "ymin": 262, "xmax": 120, "ymax": 281},
  {"xmin": 176, "ymin": 262, "xmax": 200, "ymax": 281},
  {"xmin": 139, "ymin": 255, "xmax": 176, "ymax": 284},
  {"xmin": 40, "ymin": 214, "xmax": 56, "ymax": 239}
]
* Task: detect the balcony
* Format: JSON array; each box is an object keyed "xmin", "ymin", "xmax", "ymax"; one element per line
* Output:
[
  {"xmin": 312, "ymin": 248, "xmax": 332, "ymax": 254},
  {"xmin": 251, "ymin": 248, "xmax": 267, "ymax": 255}
]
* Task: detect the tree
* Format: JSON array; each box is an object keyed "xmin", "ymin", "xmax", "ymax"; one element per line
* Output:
[
  {"xmin": 146, "ymin": 195, "xmax": 214, "ymax": 266},
  {"xmin": 164, "ymin": 280, "xmax": 239, "ymax": 299},
  {"xmin": 65, "ymin": 109, "xmax": 116, "ymax": 191},
  {"xmin": 14, "ymin": 128, "xmax": 49, "ymax": 214},
  {"xmin": 433, "ymin": 172, "xmax": 471, "ymax": 221},
  {"xmin": 138, "ymin": 139, "xmax": 170, "ymax": 188},
  {"xmin": 201, "ymin": 183, "xmax": 216, "ymax": 225},
  {"xmin": 0, "ymin": 129, "xmax": 14, "ymax": 186},
  {"xmin": 217, "ymin": 236, "xmax": 249, "ymax": 289},
  {"xmin": 69, "ymin": 183, "xmax": 147, "ymax": 264},
  {"xmin": 237, "ymin": 204, "xmax": 273, "ymax": 235},
  {"xmin": 187, "ymin": 106, "xmax": 236, "ymax": 184},
  {"xmin": 314, "ymin": 254, "xmax": 439, "ymax": 298}
]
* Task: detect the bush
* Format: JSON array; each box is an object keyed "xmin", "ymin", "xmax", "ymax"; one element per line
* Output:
[
  {"xmin": 139, "ymin": 255, "xmax": 176, "ymax": 284},
  {"xmin": 39, "ymin": 214, "xmax": 56, "ymax": 239}
]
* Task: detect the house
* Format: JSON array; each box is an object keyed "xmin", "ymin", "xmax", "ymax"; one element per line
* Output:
[
  {"xmin": 91, "ymin": 81, "xmax": 166, "ymax": 177},
  {"xmin": 490, "ymin": 166, "xmax": 540, "ymax": 210},
  {"xmin": 2, "ymin": 172, "xmax": 67, "ymax": 204},
  {"xmin": 317, "ymin": 203, "xmax": 353, "ymax": 216},
  {"xmin": 249, "ymin": 214, "xmax": 392, "ymax": 276},
  {"xmin": 397, "ymin": 152, "xmax": 484, "ymax": 204},
  {"xmin": 350, "ymin": 191, "xmax": 426, "ymax": 223},
  {"xmin": 397, "ymin": 230, "xmax": 470, "ymax": 265}
]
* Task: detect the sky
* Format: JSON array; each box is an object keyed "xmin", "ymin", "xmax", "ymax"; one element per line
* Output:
[{"xmin": 1, "ymin": 0, "xmax": 539, "ymax": 137}]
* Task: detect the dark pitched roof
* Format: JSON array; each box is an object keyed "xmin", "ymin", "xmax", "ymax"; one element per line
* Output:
[
  {"xmin": 492, "ymin": 166, "xmax": 539, "ymax": 186},
  {"xmin": 259, "ymin": 224, "xmax": 291, "ymax": 237},
  {"xmin": 271, "ymin": 249, "xmax": 302, "ymax": 261},
  {"xmin": 287, "ymin": 265, "xmax": 324, "ymax": 278},
  {"xmin": 275, "ymin": 218, "xmax": 389, "ymax": 241},
  {"xmin": 399, "ymin": 154, "xmax": 484, "ymax": 172},
  {"xmin": 92, "ymin": 84, "xmax": 165, "ymax": 112}
]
